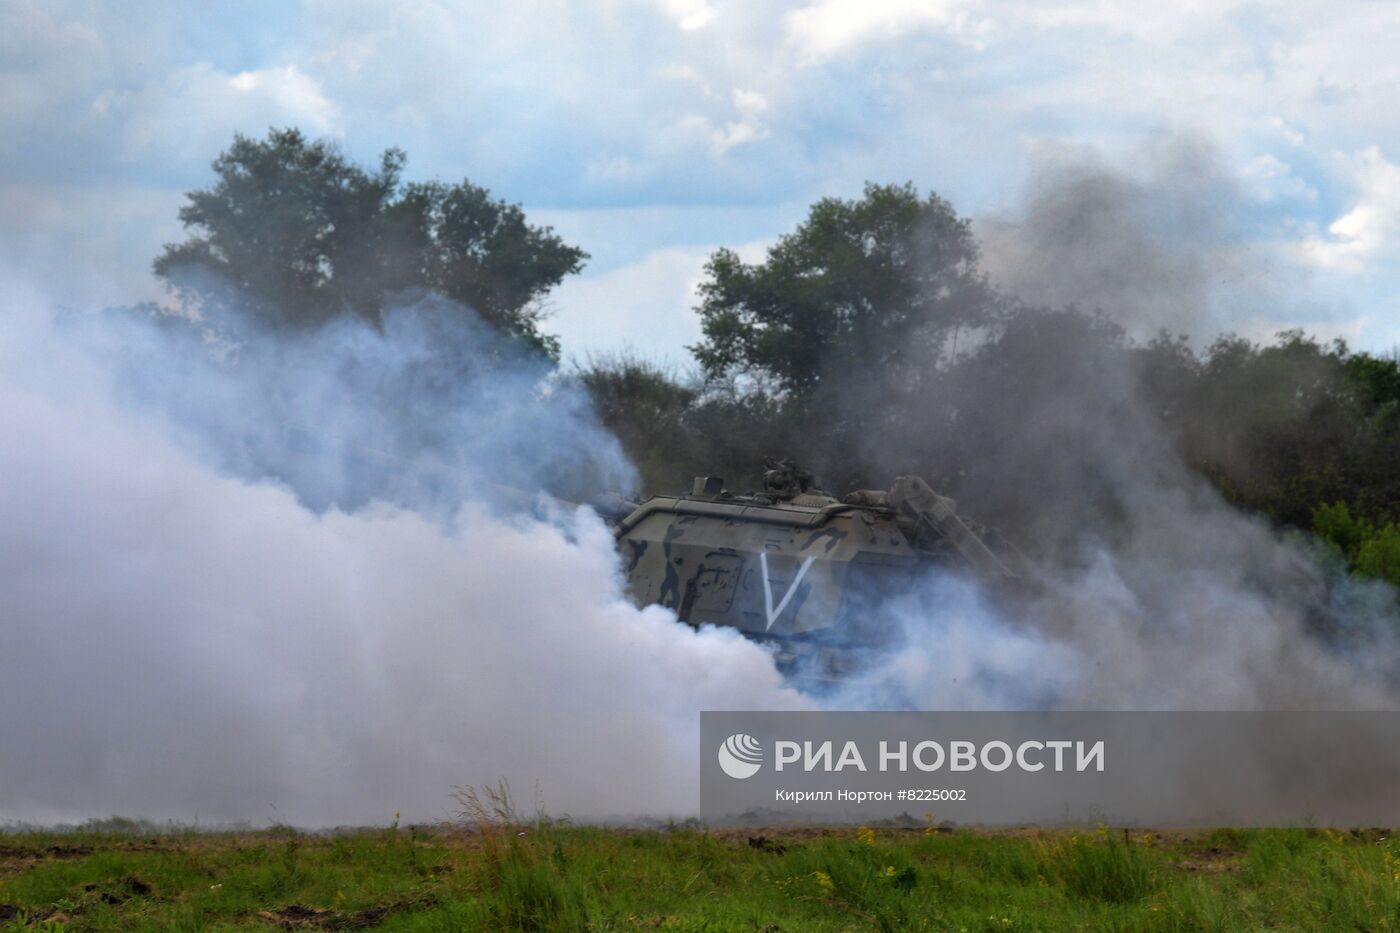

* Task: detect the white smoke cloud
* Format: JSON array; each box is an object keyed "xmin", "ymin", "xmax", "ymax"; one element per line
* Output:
[{"xmin": 0, "ymin": 283, "xmax": 809, "ymax": 827}]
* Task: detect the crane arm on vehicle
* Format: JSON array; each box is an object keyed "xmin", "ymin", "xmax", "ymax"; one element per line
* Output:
[{"xmin": 887, "ymin": 475, "xmax": 1017, "ymax": 580}]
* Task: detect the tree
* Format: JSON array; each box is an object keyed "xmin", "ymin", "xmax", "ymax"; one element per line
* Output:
[
  {"xmin": 154, "ymin": 128, "xmax": 585, "ymax": 356},
  {"xmin": 691, "ymin": 182, "xmax": 997, "ymax": 395},
  {"xmin": 574, "ymin": 353, "xmax": 699, "ymax": 489}
]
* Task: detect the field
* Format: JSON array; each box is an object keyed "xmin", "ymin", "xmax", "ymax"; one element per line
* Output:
[{"xmin": 4, "ymin": 813, "xmax": 1400, "ymax": 931}]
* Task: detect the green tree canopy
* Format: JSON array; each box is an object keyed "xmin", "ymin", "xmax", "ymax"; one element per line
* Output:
[
  {"xmin": 573, "ymin": 353, "xmax": 701, "ymax": 487},
  {"xmin": 691, "ymin": 182, "xmax": 997, "ymax": 395},
  {"xmin": 155, "ymin": 128, "xmax": 585, "ymax": 356}
]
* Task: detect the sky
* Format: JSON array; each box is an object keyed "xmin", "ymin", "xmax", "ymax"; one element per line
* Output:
[{"xmin": 4, "ymin": 0, "xmax": 1400, "ymax": 365}]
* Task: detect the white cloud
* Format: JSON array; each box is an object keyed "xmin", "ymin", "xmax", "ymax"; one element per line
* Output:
[
  {"xmin": 0, "ymin": 3, "xmax": 107, "ymax": 127},
  {"xmin": 1240, "ymin": 153, "xmax": 1316, "ymax": 204},
  {"xmin": 659, "ymin": 0, "xmax": 716, "ymax": 30},
  {"xmin": 1303, "ymin": 147, "xmax": 1400, "ymax": 273},
  {"xmin": 784, "ymin": 0, "xmax": 990, "ymax": 61},
  {"xmin": 546, "ymin": 228, "xmax": 778, "ymax": 366},
  {"xmin": 1012, "ymin": 0, "xmax": 1219, "ymax": 42},
  {"xmin": 711, "ymin": 89, "xmax": 771, "ymax": 154},
  {"xmin": 733, "ymin": 88, "xmax": 768, "ymax": 114},
  {"xmin": 1264, "ymin": 115, "xmax": 1307, "ymax": 148},
  {"xmin": 662, "ymin": 88, "xmax": 771, "ymax": 157},
  {"xmin": 113, "ymin": 63, "xmax": 341, "ymax": 164},
  {"xmin": 548, "ymin": 247, "xmax": 712, "ymax": 366},
  {"xmin": 226, "ymin": 66, "xmax": 339, "ymax": 127}
]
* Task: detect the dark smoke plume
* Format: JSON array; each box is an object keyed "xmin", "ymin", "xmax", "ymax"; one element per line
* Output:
[{"xmin": 830, "ymin": 137, "xmax": 1400, "ymax": 712}]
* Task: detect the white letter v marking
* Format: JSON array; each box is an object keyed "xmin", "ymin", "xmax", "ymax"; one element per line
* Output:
[{"xmin": 761, "ymin": 552, "xmax": 816, "ymax": 632}]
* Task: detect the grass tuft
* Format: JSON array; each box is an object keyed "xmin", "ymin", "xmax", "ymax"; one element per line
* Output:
[
  {"xmin": 1035, "ymin": 826, "xmax": 1160, "ymax": 903},
  {"xmin": 452, "ymin": 783, "xmax": 589, "ymax": 932}
]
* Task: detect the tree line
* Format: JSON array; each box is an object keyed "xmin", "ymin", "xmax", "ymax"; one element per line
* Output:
[{"xmin": 155, "ymin": 129, "xmax": 1400, "ymax": 587}]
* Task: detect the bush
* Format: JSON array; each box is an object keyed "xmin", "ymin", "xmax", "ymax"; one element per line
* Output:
[
  {"xmin": 1313, "ymin": 502, "xmax": 1373, "ymax": 560},
  {"xmin": 1355, "ymin": 524, "xmax": 1400, "ymax": 588},
  {"xmin": 1313, "ymin": 501, "xmax": 1400, "ymax": 589}
]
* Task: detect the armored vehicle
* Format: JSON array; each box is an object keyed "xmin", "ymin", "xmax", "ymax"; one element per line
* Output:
[{"xmin": 605, "ymin": 460, "xmax": 1024, "ymax": 678}]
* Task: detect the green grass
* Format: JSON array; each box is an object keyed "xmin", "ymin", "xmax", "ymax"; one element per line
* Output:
[{"xmin": 4, "ymin": 820, "xmax": 1400, "ymax": 931}]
